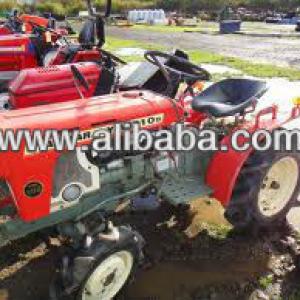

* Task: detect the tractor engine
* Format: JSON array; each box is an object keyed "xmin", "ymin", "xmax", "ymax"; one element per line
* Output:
[{"xmin": 50, "ymin": 129, "xmax": 211, "ymax": 216}]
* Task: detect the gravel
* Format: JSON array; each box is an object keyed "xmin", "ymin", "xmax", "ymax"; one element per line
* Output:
[{"xmin": 107, "ymin": 26, "xmax": 300, "ymax": 69}]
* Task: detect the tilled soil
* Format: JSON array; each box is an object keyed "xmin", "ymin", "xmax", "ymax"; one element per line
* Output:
[
  {"xmin": 0, "ymin": 200, "xmax": 300, "ymax": 300},
  {"xmin": 107, "ymin": 26, "xmax": 300, "ymax": 69}
]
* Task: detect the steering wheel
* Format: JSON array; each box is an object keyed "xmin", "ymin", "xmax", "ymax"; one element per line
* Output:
[{"xmin": 144, "ymin": 50, "xmax": 211, "ymax": 84}]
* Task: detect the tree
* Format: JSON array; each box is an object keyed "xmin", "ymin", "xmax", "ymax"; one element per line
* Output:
[{"xmin": 86, "ymin": 0, "xmax": 93, "ymax": 15}]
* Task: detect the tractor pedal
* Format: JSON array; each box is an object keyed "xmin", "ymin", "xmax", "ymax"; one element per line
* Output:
[{"xmin": 160, "ymin": 176, "xmax": 212, "ymax": 206}]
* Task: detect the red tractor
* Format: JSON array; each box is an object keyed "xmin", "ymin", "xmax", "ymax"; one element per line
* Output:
[
  {"xmin": 0, "ymin": 1, "xmax": 110, "ymax": 91},
  {"xmin": 0, "ymin": 12, "xmax": 52, "ymax": 35},
  {"xmin": 0, "ymin": 50, "xmax": 299, "ymax": 300}
]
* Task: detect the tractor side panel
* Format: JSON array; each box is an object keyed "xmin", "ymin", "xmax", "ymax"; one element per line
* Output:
[{"xmin": 4, "ymin": 151, "xmax": 59, "ymax": 221}]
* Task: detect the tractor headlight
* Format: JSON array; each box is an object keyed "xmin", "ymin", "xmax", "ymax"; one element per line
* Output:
[{"xmin": 62, "ymin": 184, "xmax": 83, "ymax": 202}]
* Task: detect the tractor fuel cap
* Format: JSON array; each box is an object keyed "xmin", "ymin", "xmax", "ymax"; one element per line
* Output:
[{"xmin": 122, "ymin": 92, "xmax": 143, "ymax": 99}]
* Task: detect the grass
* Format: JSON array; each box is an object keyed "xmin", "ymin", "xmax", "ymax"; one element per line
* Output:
[
  {"xmin": 104, "ymin": 36, "xmax": 166, "ymax": 62},
  {"xmin": 202, "ymin": 223, "xmax": 232, "ymax": 240},
  {"xmin": 106, "ymin": 36, "xmax": 300, "ymax": 80},
  {"xmin": 131, "ymin": 23, "xmax": 217, "ymax": 33},
  {"xmin": 105, "ymin": 36, "xmax": 165, "ymax": 51},
  {"xmin": 258, "ymin": 274, "xmax": 274, "ymax": 290},
  {"xmin": 188, "ymin": 50, "xmax": 300, "ymax": 80}
]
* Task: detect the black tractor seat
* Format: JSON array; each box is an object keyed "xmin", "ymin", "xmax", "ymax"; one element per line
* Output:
[{"xmin": 192, "ymin": 79, "xmax": 268, "ymax": 118}]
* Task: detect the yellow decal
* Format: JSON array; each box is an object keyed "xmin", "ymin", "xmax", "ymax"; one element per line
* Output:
[
  {"xmin": 293, "ymin": 96, "xmax": 300, "ymax": 106},
  {"xmin": 45, "ymin": 31, "xmax": 52, "ymax": 43}
]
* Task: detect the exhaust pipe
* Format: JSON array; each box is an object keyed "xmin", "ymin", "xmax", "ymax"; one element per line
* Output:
[{"xmin": 85, "ymin": 0, "xmax": 112, "ymax": 18}]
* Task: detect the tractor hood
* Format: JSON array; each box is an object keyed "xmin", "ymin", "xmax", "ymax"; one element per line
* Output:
[{"xmin": 0, "ymin": 90, "xmax": 179, "ymax": 131}]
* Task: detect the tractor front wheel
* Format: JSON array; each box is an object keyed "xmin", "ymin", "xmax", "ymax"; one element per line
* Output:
[
  {"xmin": 51, "ymin": 226, "xmax": 144, "ymax": 300},
  {"xmin": 79, "ymin": 250, "xmax": 134, "ymax": 300},
  {"xmin": 225, "ymin": 150, "xmax": 300, "ymax": 230}
]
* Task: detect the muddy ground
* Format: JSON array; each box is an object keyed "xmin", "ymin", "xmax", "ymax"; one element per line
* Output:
[
  {"xmin": 1, "ymin": 200, "xmax": 300, "ymax": 300},
  {"xmin": 107, "ymin": 26, "xmax": 300, "ymax": 69}
]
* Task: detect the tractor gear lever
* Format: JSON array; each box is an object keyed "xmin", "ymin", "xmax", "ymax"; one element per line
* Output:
[{"xmin": 71, "ymin": 65, "xmax": 90, "ymax": 99}]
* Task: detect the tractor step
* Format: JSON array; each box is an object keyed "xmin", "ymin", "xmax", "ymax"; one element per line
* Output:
[{"xmin": 160, "ymin": 176, "xmax": 212, "ymax": 205}]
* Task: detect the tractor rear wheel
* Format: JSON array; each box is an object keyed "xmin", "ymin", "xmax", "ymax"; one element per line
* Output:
[{"xmin": 225, "ymin": 150, "xmax": 300, "ymax": 230}]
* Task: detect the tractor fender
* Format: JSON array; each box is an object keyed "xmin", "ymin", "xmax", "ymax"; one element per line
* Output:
[
  {"xmin": 206, "ymin": 114, "xmax": 289, "ymax": 206},
  {"xmin": 206, "ymin": 136, "xmax": 253, "ymax": 207}
]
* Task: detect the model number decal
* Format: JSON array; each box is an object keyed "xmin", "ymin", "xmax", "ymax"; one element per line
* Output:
[
  {"xmin": 69, "ymin": 113, "xmax": 165, "ymax": 142},
  {"xmin": 133, "ymin": 113, "xmax": 165, "ymax": 127}
]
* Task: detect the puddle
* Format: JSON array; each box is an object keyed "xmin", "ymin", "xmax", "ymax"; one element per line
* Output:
[
  {"xmin": 118, "ymin": 199, "xmax": 272, "ymax": 300},
  {"xmin": 115, "ymin": 47, "xmax": 146, "ymax": 56},
  {"xmin": 126, "ymin": 259, "xmax": 268, "ymax": 300}
]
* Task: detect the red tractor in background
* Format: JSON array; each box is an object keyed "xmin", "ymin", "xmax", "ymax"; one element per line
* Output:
[
  {"xmin": 0, "ymin": 10, "xmax": 52, "ymax": 35},
  {"xmin": 0, "ymin": 0, "xmax": 111, "ymax": 91},
  {"xmin": 0, "ymin": 46, "xmax": 298, "ymax": 299}
]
